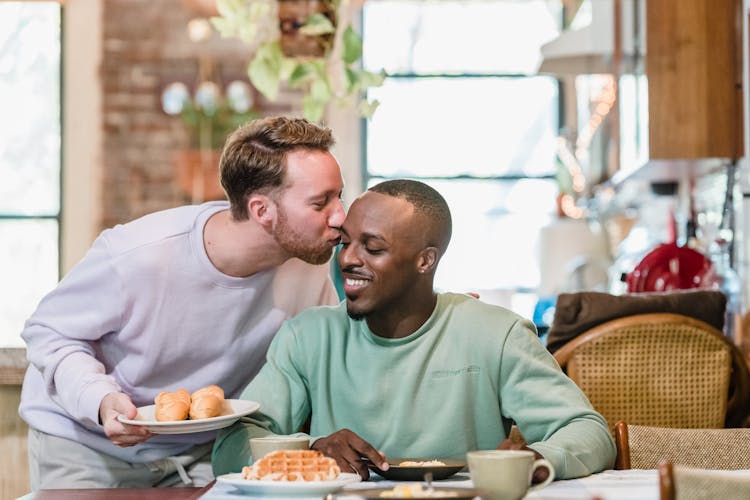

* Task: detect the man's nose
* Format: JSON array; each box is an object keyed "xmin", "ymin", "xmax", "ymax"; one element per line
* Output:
[
  {"xmin": 338, "ymin": 242, "xmax": 361, "ymax": 269},
  {"xmin": 328, "ymin": 199, "xmax": 346, "ymax": 228}
]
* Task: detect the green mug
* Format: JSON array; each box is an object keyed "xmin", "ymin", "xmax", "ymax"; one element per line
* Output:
[{"xmin": 249, "ymin": 435, "xmax": 310, "ymax": 461}]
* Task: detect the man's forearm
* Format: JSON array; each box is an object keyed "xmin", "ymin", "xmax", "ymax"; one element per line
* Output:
[{"xmin": 527, "ymin": 416, "xmax": 615, "ymax": 479}]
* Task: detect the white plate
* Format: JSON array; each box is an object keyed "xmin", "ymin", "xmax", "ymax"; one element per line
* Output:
[
  {"xmin": 117, "ymin": 399, "xmax": 260, "ymax": 434},
  {"xmin": 216, "ymin": 472, "xmax": 361, "ymax": 496}
]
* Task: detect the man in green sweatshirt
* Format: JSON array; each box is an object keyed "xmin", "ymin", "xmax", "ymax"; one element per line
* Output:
[{"xmin": 212, "ymin": 179, "xmax": 615, "ymax": 481}]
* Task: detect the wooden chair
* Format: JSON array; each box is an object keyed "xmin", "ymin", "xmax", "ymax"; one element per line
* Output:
[
  {"xmin": 658, "ymin": 461, "xmax": 750, "ymax": 500},
  {"xmin": 615, "ymin": 421, "xmax": 750, "ymax": 470},
  {"xmin": 554, "ymin": 313, "xmax": 741, "ymax": 433}
]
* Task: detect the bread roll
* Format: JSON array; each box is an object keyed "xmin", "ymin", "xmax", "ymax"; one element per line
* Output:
[
  {"xmin": 154, "ymin": 389, "xmax": 191, "ymax": 421},
  {"xmin": 189, "ymin": 385, "xmax": 224, "ymax": 419}
]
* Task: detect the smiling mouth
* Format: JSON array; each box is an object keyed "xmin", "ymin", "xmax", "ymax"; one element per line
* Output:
[
  {"xmin": 343, "ymin": 275, "xmax": 370, "ymax": 295},
  {"xmin": 345, "ymin": 278, "xmax": 368, "ymax": 287}
]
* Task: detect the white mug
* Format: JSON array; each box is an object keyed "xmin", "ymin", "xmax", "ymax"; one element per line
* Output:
[
  {"xmin": 467, "ymin": 450, "xmax": 555, "ymax": 500},
  {"xmin": 249, "ymin": 435, "xmax": 310, "ymax": 461}
]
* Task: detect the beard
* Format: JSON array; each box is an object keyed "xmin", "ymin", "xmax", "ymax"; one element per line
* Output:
[
  {"xmin": 346, "ymin": 308, "xmax": 366, "ymax": 321},
  {"xmin": 273, "ymin": 207, "xmax": 333, "ymax": 265},
  {"xmin": 345, "ymin": 294, "xmax": 368, "ymax": 320}
]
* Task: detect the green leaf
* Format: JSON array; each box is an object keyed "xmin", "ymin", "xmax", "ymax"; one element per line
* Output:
[
  {"xmin": 279, "ymin": 57, "xmax": 299, "ymax": 81},
  {"xmin": 302, "ymin": 95, "xmax": 326, "ymax": 122},
  {"xmin": 248, "ymin": 2, "xmax": 272, "ymax": 22},
  {"xmin": 248, "ymin": 43, "xmax": 284, "ymax": 101},
  {"xmin": 307, "ymin": 59, "xmax": 328, "ymax": 79},
  {"xmin": 358, "ymin": 99, "xmax": 380, "ymax": 118},
  {"xmin": 342, "ymin": 25, "xmax": 362, "ymax": 64},
  {"xmin": 358, "ymin": 70, "xmax": 386, "ymax": 89},
  {"xmin": 237, "ymin": 24, "xmax": 260, "ymax": 44},
  {"xmin": 288, "ymin": 62, "xmax": 314, "ymax": 88},
  {"xmin": 215, "ymin": 0, "xmax": 241, "ymax": 18},
  {"xmin": 310, "ymin": 78, "xmax": 332, "ymax": 102},
  {"xmin": 344, "ymin": 67, "xmax": 359, "ymax": 93},
  {"xmin": 299, "ymin": 13, "xmax": 336, "ymax": 36}
]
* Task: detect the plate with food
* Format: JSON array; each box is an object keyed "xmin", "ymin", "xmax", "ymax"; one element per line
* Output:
[
  {"xmin": 217, "ymin": 449, "xmax": 361, "ymax": 495},
  {"xmin": 367, "ymin": 458, "xmax": 467, "ymax": 481},
  {"xmin": 353, "ymin": 484, "xmax": 481, "ymax": 500},
  {"xmin": 217, "ymin": 472, "xmax": 361, "ymax": 496},
  {"xmin": 117, "ymin": 386, "xmax": 260, "ymax": 434}
]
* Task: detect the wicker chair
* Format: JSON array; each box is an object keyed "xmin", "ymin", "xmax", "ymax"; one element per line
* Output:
[
  {"xmin": 658, "ymin": 461, "xmax": 750, "ymax": 500},
  {"xmin": 553, "ymin": 313, "xmax": 738, "ymax": 433},
  {"xmin": 615, "ymin": 421, "xmax": 750, "ymax": 470}
]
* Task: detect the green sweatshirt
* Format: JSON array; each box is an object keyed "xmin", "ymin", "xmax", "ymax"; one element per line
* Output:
[{"xmin": 212, "ymin": 293, "xmax": 615, "ymax": 478}]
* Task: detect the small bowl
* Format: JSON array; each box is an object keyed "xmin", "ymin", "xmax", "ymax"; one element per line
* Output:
[{"xmin": 367, "ymin": 458, "xmax": 467, "ymax": 481}]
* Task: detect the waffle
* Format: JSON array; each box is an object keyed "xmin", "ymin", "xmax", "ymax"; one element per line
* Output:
[{"xmin": 242, "ymin": 449, "xmax": 341, "ymax": 482}]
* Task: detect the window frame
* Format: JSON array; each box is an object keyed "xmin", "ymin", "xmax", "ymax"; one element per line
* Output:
[
  {"xmin": 360, "ymin": 5, "xmax": 564, "ymax": 296},
  {"xmin": 0, "ymin": 0, "xmax": 64, "ymax": 383},
  {"xmin": 361, "ymin": 72, "xmax": 563, "ymax": 189}
]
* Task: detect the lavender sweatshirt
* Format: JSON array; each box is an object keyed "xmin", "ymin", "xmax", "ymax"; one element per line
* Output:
[{"xmin": 19, "ymin": 201, "xmax": 338, "ymax": 463}]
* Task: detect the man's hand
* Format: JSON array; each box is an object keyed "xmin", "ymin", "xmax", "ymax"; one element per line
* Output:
[
  {"xmin": 311, "ymin": 429, "xmax": 388, "ymax": 480},
  {"xmin": 497, "ymin": 438, "xmax": 550, "ymax": 484},
  {"xmin": 99, "ymin": 392, "xmax": 153, "ymax": 447}
]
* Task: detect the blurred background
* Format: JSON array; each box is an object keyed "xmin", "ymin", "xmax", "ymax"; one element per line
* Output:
[{"xmin": 1, "ymin": 0, "xmax": 748, "ymax": 495}]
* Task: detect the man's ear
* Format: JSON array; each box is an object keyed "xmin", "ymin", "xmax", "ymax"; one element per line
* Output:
[
  {"xmin": 247, "ymin": 194, "xmax": 276, "ymax": 227},
  {"xmin": 416, "ymin": 247, "xmax": 439, "ymax": 274}
]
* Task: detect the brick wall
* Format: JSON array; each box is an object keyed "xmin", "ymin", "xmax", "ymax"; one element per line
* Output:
[{"xmin": 100, "ymin": 0, "xmax": 298, "ymax": 229}]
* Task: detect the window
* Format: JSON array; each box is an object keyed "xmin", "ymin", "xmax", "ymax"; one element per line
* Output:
[
  {"xmin": 362, "ymin": 0, "xmax": 562, "ymax": 313},
  {"xmin": 0, "ymin": 2, "xmax": 61, "ymax": 347}
]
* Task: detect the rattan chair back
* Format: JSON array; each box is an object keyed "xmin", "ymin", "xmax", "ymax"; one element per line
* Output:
[
  {"xmin": 615, "ymin": 421, "xmax": 750, "ymax": 470},
  {"xmin": 554, "ymin": 313, "xmax": 732, "ymax": 433},
  {"xmin": 659, "ymin": 461, "xmax": 750, "ymax": 500}
]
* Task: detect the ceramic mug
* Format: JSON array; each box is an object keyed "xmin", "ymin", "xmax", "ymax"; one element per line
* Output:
[
  {"xmin": 249, "ymin": 435, "xmax": 310, "ymax": 461},
  {"xmin": 467, "ymin": 450, "xmax": 555, "ymax": 500}
]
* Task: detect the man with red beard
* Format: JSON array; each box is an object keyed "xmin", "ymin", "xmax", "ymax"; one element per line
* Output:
[
  {"xmin": 19, "ymin": 117, "xmax": 345, "ymax": 489},
  {"xmin": 213, "ymin": 179, "xmax": 615, "ymax": 483}
]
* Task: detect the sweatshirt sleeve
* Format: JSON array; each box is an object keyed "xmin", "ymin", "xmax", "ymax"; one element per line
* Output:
[
  {"xmin": 212, "ymin": 319, "xmax": 312, "ymax": 475},
  {"xmin": 21, "ymin": 232, "xmax": 125, "ymax": 429},
  {"xmin": 498, "ymin": 319, "xmax": 615, "ymax": 479}
]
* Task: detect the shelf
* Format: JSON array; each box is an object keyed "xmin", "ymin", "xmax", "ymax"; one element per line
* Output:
[{"xmin": 608, "ymin": 158, "xmax": 732, "ymax": 188}]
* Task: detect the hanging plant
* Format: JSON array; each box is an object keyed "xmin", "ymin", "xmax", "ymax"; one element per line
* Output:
[{"xmin": 211, "ymin": 0, "xmax": 385, "ymax": 122}]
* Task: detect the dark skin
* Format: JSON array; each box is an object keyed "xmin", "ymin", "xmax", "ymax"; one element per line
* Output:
[
  {"xmin": 311, "ymin": 191, "xmax": 547, "ymax": 483},
  {"xmin": 312, "ymin": 192, "xmax": 434, "ymax": 478},
  {"xmin": 496, "ymin": 439, "xmax": 550, "ymax": 484}
]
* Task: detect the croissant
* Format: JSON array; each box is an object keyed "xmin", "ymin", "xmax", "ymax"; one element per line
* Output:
[
  {"xmin": 154, "ymin": 389, "xmax": 191, "ymax": 421},
  {"xmin": 189, "ymin": 385, "xmax": 225, "ymax": 420}
]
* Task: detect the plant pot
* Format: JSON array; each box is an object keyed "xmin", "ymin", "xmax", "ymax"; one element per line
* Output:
[
  {"xmin": 278, "ymin": 0, "xmax": 335, "ymax": 58},
  {"xmin": 173, "ymin": 149, "xmax": 225, "ymax": 203}
]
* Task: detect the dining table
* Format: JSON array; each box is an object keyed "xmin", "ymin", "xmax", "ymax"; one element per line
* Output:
[
  {"xmin": 25, "ymin": 468, "xmax": 750, "ymax": 500},
  {"xmin": 203, "ymin": 470, "xmax": 659, "ymax": 500}
]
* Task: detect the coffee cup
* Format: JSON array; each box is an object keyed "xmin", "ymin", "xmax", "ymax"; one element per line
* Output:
[
  {"xmin": 467, "ymin": 450, "xmax": 555, "ymax": 500},
  {"xmin": 249, "ymin": 435, "xmax": 310, "ymax": 461}
]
